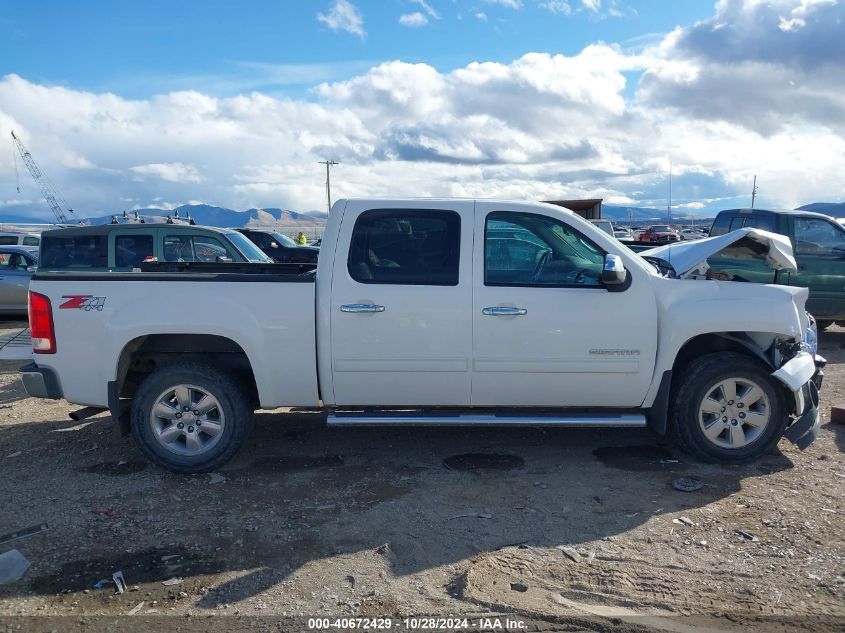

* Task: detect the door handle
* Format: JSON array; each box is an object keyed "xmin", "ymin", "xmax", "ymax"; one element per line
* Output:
[
  {"xmin": 482, "ymin": 306, "xmax": 527, "ymax": 316},
  {"xmin": 340, "ymin": 303, "xmax": 385, "ymax": 313}
]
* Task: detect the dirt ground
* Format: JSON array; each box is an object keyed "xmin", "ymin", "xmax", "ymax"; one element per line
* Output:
[{"xmin": 0, "ymin": 316, "xmax": 843, "ymax": 633}]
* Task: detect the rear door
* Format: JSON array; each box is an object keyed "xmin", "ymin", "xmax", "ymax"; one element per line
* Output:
[{"xmin": 329, "ymin": 201, "xmax": 473, "ymax": 406}]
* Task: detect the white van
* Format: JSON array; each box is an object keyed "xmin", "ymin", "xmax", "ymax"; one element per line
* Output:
[{"xmin": 0, "ymin": 232, "xmax": 40, "ymax": 247}]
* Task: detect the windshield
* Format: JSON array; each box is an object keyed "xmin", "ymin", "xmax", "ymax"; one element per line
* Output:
[
  {"xmin": 651, "ymin": 225, "xmax": 671, "ymax": 232},
  {"xmin": 226, "ymin": 232, "xmax": 274, "ymax": 262},
  {"xmin": 271, "ymin": 232, "xmax": 298, "ymax": 247}
]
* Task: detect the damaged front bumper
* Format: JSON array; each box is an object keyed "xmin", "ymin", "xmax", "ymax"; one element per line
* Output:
[{"xmin": 772, "ymin": 351, "xmax": 825, "ymax": 450}]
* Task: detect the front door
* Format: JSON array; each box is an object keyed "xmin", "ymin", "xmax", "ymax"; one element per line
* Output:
[
  {"xmin": 329, "ymin": 202, "xmax": 473, "ymax": 406},
  {"xmin": 790, "ymin": 215, "xmax": 845, "ymax": 320},
  {"xmin": 472, "ymin": 204, "xmax": 658, "ymax": 407}
]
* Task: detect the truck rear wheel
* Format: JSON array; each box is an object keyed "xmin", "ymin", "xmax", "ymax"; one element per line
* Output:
[
  {"xmin": 670, "ymin": 352, "xmax": 788, "ymax": 463},
  {"xmin": 130, "ymin": 362, "xmax": 253, "ymax": 473}
]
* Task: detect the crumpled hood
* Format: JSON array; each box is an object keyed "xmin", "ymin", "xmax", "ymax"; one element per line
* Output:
[{"xmin": 641, "ymin": 228, "xmax": 797, "ymax": 278}]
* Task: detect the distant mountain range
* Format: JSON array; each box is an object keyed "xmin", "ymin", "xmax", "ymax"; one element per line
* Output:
[
  {"xmin": 0, "ymin": 204, "xmax": 329, "ymax": 229},
  {"xmin": 2, "ymin": 200, "xmax": 844, "ymax": 228}
]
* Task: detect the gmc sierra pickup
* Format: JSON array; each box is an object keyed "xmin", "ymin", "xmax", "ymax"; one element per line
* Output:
[{"xmin": 20, "ymin": 199, "xmax": 822, "ymax": 472}]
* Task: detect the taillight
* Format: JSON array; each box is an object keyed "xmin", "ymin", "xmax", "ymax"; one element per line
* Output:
[{"xmin": 28, "ymin": 291, "xmax": 56, "ymax": 354}]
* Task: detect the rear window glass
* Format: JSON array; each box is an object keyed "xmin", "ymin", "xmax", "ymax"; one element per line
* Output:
[
  {"xmin": 22, "ymin": 236, "xmax": 40, "ymax": 246},
  {"xmin": 709, "ymin": 214, "xmax": 732, "ymax": 237},
  {"xmin": 348, "ymin": 209, "xmax": 460, "ymax": 285},
  {"xmin": 40, "ymin": 235, "xmax": 108, "ymax": 269},
  {"xmin": 0, "ymin": 236, "xmax": 18, "ymax": 245}
]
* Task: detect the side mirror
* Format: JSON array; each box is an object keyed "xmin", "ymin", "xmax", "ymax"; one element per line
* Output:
[
  {"xmin": 602, "ymin": 254, "xmax": 627, "ymax": 285},
  {"xmin": 26, "ymin": 265, "xmax": 37, "ymax": 273}
]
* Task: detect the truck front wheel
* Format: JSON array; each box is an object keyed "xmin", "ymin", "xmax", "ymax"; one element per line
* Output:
[
  {"xmin": 130, "ymin": 362, "xmax": 253, "ymax": 473},
  {"xmin": 670, "ymin": 352, "xmax": 788, "ymax": 463}
]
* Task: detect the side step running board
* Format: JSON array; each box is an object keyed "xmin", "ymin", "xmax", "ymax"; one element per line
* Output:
[{"xmin": 327, "ymin": 413, "xmax": 646, "ymax": 428}]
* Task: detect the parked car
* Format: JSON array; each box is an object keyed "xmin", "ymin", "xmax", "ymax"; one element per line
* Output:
[
  {"xmin": 0, "ymin": 232, "xmax": 40, "ymax": 247},
  {"xmin": 639, "ymin": 225, "xmax": 681, "ymax": 243},
  {"xmin": 20, "ymin": 198, "xmax": 821, "ymax": 472},
  {"xmin": 589, "ymin": 219, "xmax": 614, "ymax": 236},
  {"xmin": 709, "ymin": 208, "xmax": 845, "ymax": 329},
  {"xmin": 0, "ymin": 246, "xmax": 38, "ymax": 314},
  {"xmin": 235, "ymin": 228, "xmax": 319, "ymax": 264},
  {"xmin": 37, "ymin": 223, "xmax": 271, "ymax": 271},
  {"xmin": 679, "ymin": 228, "xmax": 707, "ymax": 241},
  {"xmin": 613, "ymin": 228, "xmax": 634, "ymax": 240}
]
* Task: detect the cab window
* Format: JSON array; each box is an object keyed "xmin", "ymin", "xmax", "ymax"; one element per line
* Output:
[
  {"xmin": 794, "ymin": 218, "xmax": 845, "ymax": 255},
  {"xmin": 485, "ymin": 212, "xmax": 605, "ymax": 287},
  {"xmin": 0, "ymin": 252, "xmax": 29, "ymax": 270},
  {"xmin": 163, "ymin": 234, "xmax": 235, "ymax": 262},
  {"xmin": 22, "ymin": 236, "xmax": 40, "ymax": 246},
  {"xmin": 114, "ymin": 235, "xmax": 154, "ymax": 268},
  {"xmin": 348, "ymin": 209, "xmax": 460, "ymax": 285}
]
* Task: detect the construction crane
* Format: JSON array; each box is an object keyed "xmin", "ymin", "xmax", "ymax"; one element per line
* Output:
[{"xmin": 10, "ymin": 130, "xmax": 79, "ymax": 224}]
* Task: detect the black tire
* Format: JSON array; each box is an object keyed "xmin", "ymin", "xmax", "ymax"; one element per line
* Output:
[
  {"xmin": 130, "ymin": 362, "xmax": 253, "ymax": 473},
  {"xmin": 669, "ymin": 352, "xmax": 788, "ymax": 463},
  {"xmin": 816, "ymin": 320, "xmax": 833, "ymax": 331}
]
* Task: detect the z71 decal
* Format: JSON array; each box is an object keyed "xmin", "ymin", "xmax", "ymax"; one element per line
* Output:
[{"xmin": 59, "ymin": 295, "xmax": 107, "ymax": 311}]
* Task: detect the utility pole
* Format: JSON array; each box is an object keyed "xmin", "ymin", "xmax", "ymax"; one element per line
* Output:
[
  {"xmin": 318, "ymin": 160, "xmax": 339, "ymax": 213},
  {"xmin": 667, "ymin": 162, "xmax": 672, "ymax": 225},
  {"xmin": 751, "ymin": 175, "xmax": 758, "ymax": 209}
]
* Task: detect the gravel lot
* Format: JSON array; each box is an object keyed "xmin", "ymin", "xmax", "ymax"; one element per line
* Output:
[{"xmin": 0, "ymin": 316, "xmax": 843, "ymax": 632}]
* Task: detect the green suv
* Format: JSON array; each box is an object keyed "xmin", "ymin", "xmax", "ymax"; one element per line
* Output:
[
  {"xmin": 709, "ymin": 208, "xmax": 845, "ymax": 329},
  {"xmin": 39, "ymin": 223, "xmax": 271, "ymax": 271}
]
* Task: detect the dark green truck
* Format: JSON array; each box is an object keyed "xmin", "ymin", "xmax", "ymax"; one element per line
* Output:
[{"xmin": 709, "ymin": 208, "xmax": 845, "ymax": 329}]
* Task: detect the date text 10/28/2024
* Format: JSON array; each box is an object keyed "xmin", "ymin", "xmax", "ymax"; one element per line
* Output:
[{"xmin": 307, "ymin": 617, "xmax": 527, "ymax": 630}]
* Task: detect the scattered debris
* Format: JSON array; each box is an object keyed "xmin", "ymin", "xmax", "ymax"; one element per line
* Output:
[
  {"xmin": 0, "ymin": 522, "xmax": 49, "ymax": 546},
  {"xmin": 699, "ymin": 540, "xmax": 708, "ymax": 547},
  {"xmin": 112, "ymin": 571, "xmax": 126, "ymax": 594},
  {"xmin": 5, "ymin": 451, "xmax": 21, "ymax": 459},
  {"xmin": 92, "ymin": 507, "xmax": 116, "ymax": 518},
  {"xmin": 93, "ymin": 579, "xmax": 111, "ymax": 589},
  {"xmin": 0, "ymin": 549, "xmax": 30, "ymax": 584},
  {"xmin": 673, "ymin": 516, "xmax": 694, "ymax": 527},
  {"xmin": 592, "ymin": 495, "xmax": 603, "ymax": 505},
  {"xmin": 448, "ymin": 512, "xmax": 492, "ymax": 520},
  {"xmin": 510, "ymin": 582, "xmax": 528, "ymax": 592},
  {"xmin": 820, "ymin": 508, "xmax": 837, "ymax": 514},
  {"xmin": 161, "ymin": 577, "xmax": 184, "ymax": 586},
  {"xmin": 344, "ymin": 575, "xmax": 355, "ymax": 590},
  {"xmin": 659, "ymin": 458, "xmax": 680, "ymax": 464},
  {"xmin": 160, "ymin": 554, "xmax": 180, "ymax": 562},
  {"xmin": 556, "ymin": 546, "xmax": 581, "ymax": 563},
  {"xmin": 127, "ymin": 601, "xmax": 145, "ymax": 616},
  {"xmin": 672, "ymin": 476, "xmax": 704, "ymax": 492},
  {"xmin": 735, "ymin": 529, "xmax": 758, "ymax": 542},
  {"xmin": 207, "ymin": 473, "xmax": 226, "ymax": 484}
]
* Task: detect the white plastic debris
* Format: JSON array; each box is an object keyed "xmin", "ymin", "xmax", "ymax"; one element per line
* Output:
[{"xmin": 0, "ymin": 549, "xmax": 30, "ymax": 584}]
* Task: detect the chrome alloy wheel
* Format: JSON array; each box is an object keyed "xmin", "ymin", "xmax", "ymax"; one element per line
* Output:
[
  {"xmin": 698, "ymin": 377, "xmax": 771, "ymax": 449},
  {"xmin": 149, "ymin": 384, "xmax": 226, "ymax": 456}
]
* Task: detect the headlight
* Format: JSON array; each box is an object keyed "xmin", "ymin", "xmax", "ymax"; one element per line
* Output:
[{"xmin": 804, "ymin": 312, "xmax": 818, "ymax": 357}]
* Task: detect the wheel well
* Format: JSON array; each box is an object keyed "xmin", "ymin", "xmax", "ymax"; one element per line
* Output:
[
  {"xmin": 672, "ymin": 333, "xmax": 770, "ymax": 378},
  {"xmin": 116, "ymin": 334, "xmax": 258, "ymax": 405}
]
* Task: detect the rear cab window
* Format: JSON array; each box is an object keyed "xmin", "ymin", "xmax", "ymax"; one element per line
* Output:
[
  {"xmin": 347, "ymin": 209, "xmax": 460, "ymax": 285},
  {"xmin": 40, "ymin": 234, "xmax": 108, "ymax": 270}
]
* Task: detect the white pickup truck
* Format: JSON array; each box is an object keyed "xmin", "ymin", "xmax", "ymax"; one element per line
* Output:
[{"xmin": 20, "ymin": 199, "xmax": 823, "ymax": 472}]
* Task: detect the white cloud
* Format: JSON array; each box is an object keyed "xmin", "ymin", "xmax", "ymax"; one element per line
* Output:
[
  {"xmin": 317, "ymin": 0, "xmax": 365, "ymax": 39},
  {"xmin": 581, "ymin": 0, "xmax": 600, "ymax": 11},
  {"xmin": 130, "ymin": 162, "xmax": 204, "ymax": 183},
  {"xmin": 3, "ymin": 1, "xmax": 845, "ymax": 218},
  {"xmin": 475, "ymin": 11, "xmax": 488, "ymax": 20},
  {"xmin": 539, "ymin": 1, "xmax": 572, "ymax": 15},
  {"xmin": 411, "ymin": 0, "xmax": 440, "ymax": 19},
  {"xmin": 399, "ymin": 12, "xmax": 428, "ymax": 27},
  {"xmin": 485, "ymin": 0, "xmax": 523, "ymax": 9}
]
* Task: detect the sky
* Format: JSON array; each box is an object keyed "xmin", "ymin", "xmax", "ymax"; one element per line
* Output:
[{"xmin": 1, "ymin": 0, "xmax": 844, "ymax": 220}]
